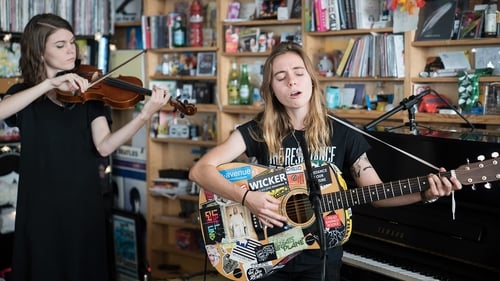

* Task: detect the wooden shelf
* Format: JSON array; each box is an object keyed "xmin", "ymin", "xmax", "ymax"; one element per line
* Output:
[
  {"xmin": 411, "ymin": 38, "xmax": 500, "ymax": 47},
  {"xmin": 222, "ymin": 18, "xmax": 301, "ymax": 26},
  {"xmin": 152, "ymin": 215, "xmax": 199, "ymax": 229},
  {"xmin": 222, "ymin": 105, "xmax": 264, "ymax": 114},
  {"xmin": 114, "ymin": 21, "xmax": 141, "ymax": 27},
  {"xmin": 413, "ymin": 76, "xmax": 500, "ymax": 83},
  {"xmin": 150, "ymin": 74, "xmax": 217, "ymax": 81},
  {"xmin": 319, "ymin": 77, "xmax": 404, "ymax": 82},
  {"xmin": 306, "ymin": 27, "xmax": 394, "ymax": 36},
  {"xmin": 148, "ymin": 46, "xmax": 218, "ymax": 53}
]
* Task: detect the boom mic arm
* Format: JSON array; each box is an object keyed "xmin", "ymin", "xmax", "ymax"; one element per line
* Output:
[{"xmin": 364, "ymin": 89, "xmax": 432, "ymax": 130}]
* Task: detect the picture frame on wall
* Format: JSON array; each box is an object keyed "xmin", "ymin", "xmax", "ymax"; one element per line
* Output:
[{"xmin": 196, "ymin": 52, "xmax": 216, "ymax": 76}]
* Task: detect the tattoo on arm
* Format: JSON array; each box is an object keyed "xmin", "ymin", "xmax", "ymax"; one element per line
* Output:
[{"xmin": 350, "ymin": 153, "xmax": 374, "ymax": 179}]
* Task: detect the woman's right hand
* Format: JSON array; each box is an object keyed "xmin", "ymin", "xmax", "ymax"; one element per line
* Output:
[
  {"xmin": 49, "ymin": 72, "xmax": 90, "ymax": 93},
  {"xmin": 243, "ymin": 190, "xmax": 288, "ymax": 228}
]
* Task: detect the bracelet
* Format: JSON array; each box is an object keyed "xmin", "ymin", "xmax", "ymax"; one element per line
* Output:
[
  {"xmin": 241, "ymin": 189, "xmax": 250, "ymax": 206},
  {"xmin": 421, "ymin": 191, "xmax": 438, "ymax": 204}
]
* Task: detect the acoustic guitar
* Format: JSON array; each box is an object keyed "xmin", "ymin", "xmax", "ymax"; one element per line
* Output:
[{"xmin": 198, "ymin": 158, "xmax": 499, "ymax": 281}]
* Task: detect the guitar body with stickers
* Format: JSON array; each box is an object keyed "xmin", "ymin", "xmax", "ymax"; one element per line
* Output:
[{"xmin": 198, "ymin": 158, "xmax": 499, "ymax": 281}]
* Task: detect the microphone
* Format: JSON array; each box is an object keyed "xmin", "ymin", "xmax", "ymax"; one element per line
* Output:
[
  {"xmin": 364, "ymin": 89, "xmax": 474, "ymax": 132},
  {"xmin": 364, "ymin": 89, "xmax": 431, "ymax": 130}
]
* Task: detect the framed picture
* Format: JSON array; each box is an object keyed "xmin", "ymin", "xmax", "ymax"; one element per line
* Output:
[
  {"xmin": 112, "ymin": 209, "xmax": 146, "ymax": 281},
  {"xmin": 196, "ymin": 52, "xmax": 216, "ymax": 76}
]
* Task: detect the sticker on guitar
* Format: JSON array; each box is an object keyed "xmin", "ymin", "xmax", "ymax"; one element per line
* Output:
[{"xmin": 198, "ymin": 158, "xmax": 499, "ymax": 281}]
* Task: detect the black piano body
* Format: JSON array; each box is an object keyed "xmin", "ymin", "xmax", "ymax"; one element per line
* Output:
[{"xmin": 341, "ymin": 129, "xmax": 500, "ymax": 281}]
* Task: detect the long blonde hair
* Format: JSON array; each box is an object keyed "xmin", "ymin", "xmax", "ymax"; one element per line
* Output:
[{"xmin": 256, "ymin": 42, "xmax": 330, "ymax": 157}]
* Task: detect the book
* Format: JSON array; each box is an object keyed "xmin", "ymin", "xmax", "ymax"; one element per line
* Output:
[
  {"xmin": 337, "ymin": 0, "xmax": 348, "ymax": 30},
  {"xmin": 393, "ymin": 34, "xmax": 405, "ymax": 78},
  {"xmin": 141, "ymin": 15, "xmax": 151, "ymax": 49},
  {"xmin": 343, "ymin": 83, "xmax": 365, "ymax": 105},
  {"xmin": 327, "ymin": 0, "xmax": 341, "ymax": 30},
  {"xmin": 336, "ymin": 37, "xmax": 357, "ymax": 76},
  {"xmin": 354, "ymin": 0, "xmax": 380, "ymax": 29},
  {"xmin": 414, "ymin": 0, "xmax": 457, "ymax": 41},
  {"xmin": 314, "ymin": 0, "xmax": 328, "ymax": 31}
]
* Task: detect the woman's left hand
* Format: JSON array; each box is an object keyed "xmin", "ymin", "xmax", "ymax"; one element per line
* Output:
[
  {"xmin": 422, "ymin": 168, "xmax": 462, "ymax": 201},
  {"xmin": 140, "ymin": 85, "xmax": 171, "ymax": 119}
]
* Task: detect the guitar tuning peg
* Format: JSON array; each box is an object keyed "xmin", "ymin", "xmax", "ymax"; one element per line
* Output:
[
  {"xmin": 471, "ymin": 184, "xmax": 476, "ymax": 191},
  {"xmin": 492, "ymin": 152, "xmax": 499, "ymax": 158},
  {"xmin": 477, "ymin": 155, "xmax": 485, "ymax": 161},
  {"xmin": 484, "ymin": 182, "xmax": 492, "ymax": 189}
]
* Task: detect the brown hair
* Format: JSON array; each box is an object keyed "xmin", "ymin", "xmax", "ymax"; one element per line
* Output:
[
  {"xmin": 256, "ymin": 42, "xmax": 330, "ymax": 156},
  {"xmin": 19, "ymin": 13, "xmax": 74, "ymax": 85}
]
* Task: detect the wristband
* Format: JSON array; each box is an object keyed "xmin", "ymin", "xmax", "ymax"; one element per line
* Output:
[{"xmin": 241, "ymin": 189, "xmax": 250, "ymax": 206}]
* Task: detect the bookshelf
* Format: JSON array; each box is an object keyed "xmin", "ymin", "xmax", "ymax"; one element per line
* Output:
[{"xmin": 142, "ymin": 0, "xmax": 500, "ymax": 279}]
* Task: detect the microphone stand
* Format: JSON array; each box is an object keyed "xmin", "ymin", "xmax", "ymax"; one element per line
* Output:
[
  {"xmin": 364, "ymin": 89, "xmax": 474, "ymax": 134},
  {"xmin": 297, "ymin": 135, "xmax": 327, "ymax": 281}
]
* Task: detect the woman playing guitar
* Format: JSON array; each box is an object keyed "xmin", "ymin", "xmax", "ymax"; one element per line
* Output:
[{"xmin": 189, "ymin": 42, "xmax": 462, "ymax": 281}]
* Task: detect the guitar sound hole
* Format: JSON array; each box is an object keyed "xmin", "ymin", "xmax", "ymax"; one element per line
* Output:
[{"xmin": 285, "ymin": 193, "xmax": 314, "ymax": 225}]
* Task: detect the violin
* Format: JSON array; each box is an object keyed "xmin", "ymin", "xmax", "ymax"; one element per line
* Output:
[{"xmin": 55, "ymin": 64, "xmax": 197, "ymax": 117}]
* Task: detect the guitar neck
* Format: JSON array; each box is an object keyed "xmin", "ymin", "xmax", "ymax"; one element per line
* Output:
[{"xmin": 322, "ymin": 171, "xmax": 452, "ymax": 211}]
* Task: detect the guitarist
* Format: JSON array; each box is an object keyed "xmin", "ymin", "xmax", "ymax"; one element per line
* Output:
[{"xmin": 189, "ymin": 42, "xmax": 462, "ymax": 281}]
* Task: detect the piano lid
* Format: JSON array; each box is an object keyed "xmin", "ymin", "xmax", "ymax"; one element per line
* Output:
[{"xmin": 347, "ymin": 129, "xmax": 500, "ymax": 277}]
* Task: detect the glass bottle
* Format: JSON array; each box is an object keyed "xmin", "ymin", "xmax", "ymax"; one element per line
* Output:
[
  {"xmin": 484, "ymin": 1, "xmax": 498, "ymax": 38},
  {"xmin": 239, "ymin": 63, "xmax": 251, "ymax": 105},
  {"xmin": 227, "ymin": 60, "xmax": 240, "ymax": 105},
  {"xmin": 172, "ymin": 15, "xmax": 186, "ymax": 47},
  {"xmin": 189, "ymin": 0, "xmax": 203, "ymax": 47}
]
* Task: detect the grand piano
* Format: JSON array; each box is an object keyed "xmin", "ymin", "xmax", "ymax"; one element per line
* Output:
[{"xmin": 340, "ymin": 128, "xmax": 500, "ymax": 281}]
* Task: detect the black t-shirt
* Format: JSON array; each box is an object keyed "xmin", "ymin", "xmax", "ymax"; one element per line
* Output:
[
  {"xmin": 237, "ymin": 117, "xmax": 370, "ymax": 172},
  {"xmin": 236, "ymin": 116, "xmax": 371, "ymax": 270}
]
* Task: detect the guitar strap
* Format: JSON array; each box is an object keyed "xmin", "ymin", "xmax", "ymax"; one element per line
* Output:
[{"xmin": 296, "ymin": 133, "xmax": 328, "ymax": 281}]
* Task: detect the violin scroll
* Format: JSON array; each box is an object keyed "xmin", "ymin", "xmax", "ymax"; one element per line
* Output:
[{"xmin": 169, "ymin": 96, "xmax": 197, "ymax": 117}]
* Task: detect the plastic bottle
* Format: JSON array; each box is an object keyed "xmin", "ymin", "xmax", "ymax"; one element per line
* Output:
[
  {"xmin": 239, "ymin": 63, "xmax": 251, "ymax": 105},
  {"xmin": 172, "ymin": 15, "xmax": 186, "ymax": 47},
  {"xmin": 227, "ymin": 61, "xmax": 240, "ymax": 105},
  {"xmin": 189, "ymin": 0, "xmax": 203, "ymax": 47}
]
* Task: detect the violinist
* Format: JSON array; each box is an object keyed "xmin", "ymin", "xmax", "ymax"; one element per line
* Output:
[
  {"xmin": 188, "ymin": 42, "xmax": 463, "ymax": 281},
  {"xmin": 0, "ymin": 13, "xmax": 169, "ymax": 281}
]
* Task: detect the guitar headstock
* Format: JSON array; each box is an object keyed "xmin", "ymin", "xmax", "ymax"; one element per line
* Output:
[{"xmin": 454, "ymin": 152, "xmax": 500, "ymax": 189}]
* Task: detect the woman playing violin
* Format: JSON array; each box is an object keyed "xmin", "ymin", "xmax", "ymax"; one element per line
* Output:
[{"xmin": 0, "ymin": 13, "xmax": 170, "ymax": 281}]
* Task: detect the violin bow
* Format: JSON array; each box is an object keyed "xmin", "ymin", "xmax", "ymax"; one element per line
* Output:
[{"xmin": 87, "ymin": 49, "xmax": 147, "ymax": 88}]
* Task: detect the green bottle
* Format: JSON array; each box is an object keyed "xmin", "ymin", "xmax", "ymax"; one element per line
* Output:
[
  {"xmin": 239, "ymin": 63, "xmax": 251, "ymax": 105},
  {"xmin": 172, "ymin": 16, "xmax": 186, "ymax": 47}
]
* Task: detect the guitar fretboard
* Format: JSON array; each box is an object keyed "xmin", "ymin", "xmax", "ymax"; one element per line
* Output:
[{"xmin": 321, "ymin": 171, "xmax": 451, "ymax": 211}]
